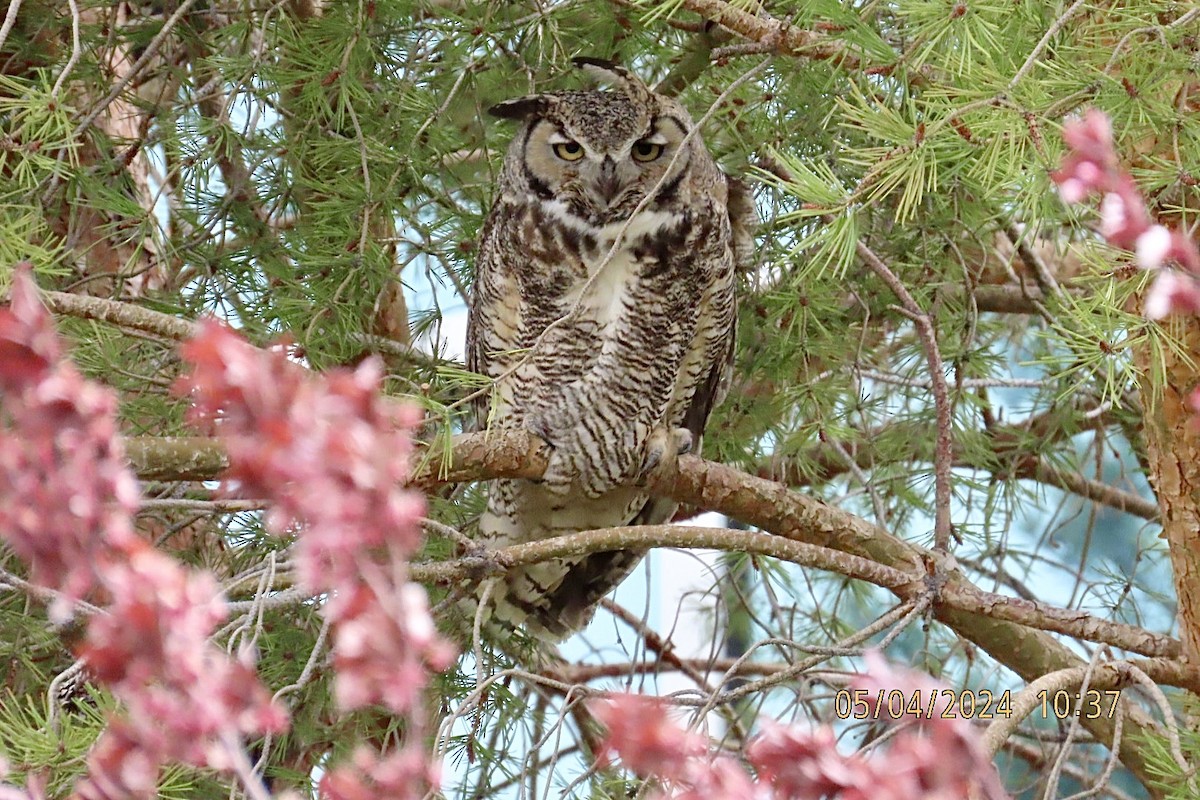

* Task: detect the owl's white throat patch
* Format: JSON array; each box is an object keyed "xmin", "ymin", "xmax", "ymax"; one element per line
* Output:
[
  {"xmin": 544, "ymin": 200, "xmax": 680, "ymax": 328},
  {"xmin": 543, "ymin": 199, "xmax": 680, "ymax": 247}
]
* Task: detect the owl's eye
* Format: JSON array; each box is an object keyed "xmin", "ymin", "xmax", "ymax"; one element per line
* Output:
[
  {"xmin": 631, "ymin": 140, "xmax": 664, "ymax": 162},
  {"xmin": 553, "ymin": 141, "xmax": 585, "ymax": 161}
]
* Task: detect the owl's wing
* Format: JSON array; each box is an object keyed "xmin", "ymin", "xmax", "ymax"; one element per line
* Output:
[
  {"xmin": 726, "ymin": 175, "xmax": 758, "ymax": 274},
  {"xmin": 629, "ymin": 175, "xmax": 748, "ymax": 527},
  {"xmin": 465, "ymin": 200, "xmax": 523, "ymax": 431}
]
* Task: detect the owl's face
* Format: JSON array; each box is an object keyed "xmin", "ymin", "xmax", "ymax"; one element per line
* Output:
[{"xmin": 491, "ymin": 64, "xmax": 699, "ymax": 225}]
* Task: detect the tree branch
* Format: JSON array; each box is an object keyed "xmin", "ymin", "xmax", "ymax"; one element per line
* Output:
[
  {"xmin": 410, "ymin": 522, "xmax": 1175, "ymax": 660},
  {"xmin": 854, "ymin": 239, "xmax": 956, "ymax": 550},
  {"xmin": 124, "ymin": 428, "xmax": 1191, "ymax": 781},
  {"xmin": 131, "ymin": 430, "xmax": 1177, "ymax": 656},
  {"xmin": 676, "ymin": 0, "xmax": 866, "ymax": 71},
  {"xmin": 36, "ymin": 289, "xmax": 198, "ymax": 341}
]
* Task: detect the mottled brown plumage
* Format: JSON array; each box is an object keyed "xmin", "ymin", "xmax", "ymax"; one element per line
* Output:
[{"xmin": 464, "ymin": 59, "xmax": 749, "ymax": 640}]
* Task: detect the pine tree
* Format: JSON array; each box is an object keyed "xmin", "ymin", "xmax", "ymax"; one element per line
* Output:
[{"xmin": 1, "ymin": 0, "xmax": 1199, "ymax": 797}]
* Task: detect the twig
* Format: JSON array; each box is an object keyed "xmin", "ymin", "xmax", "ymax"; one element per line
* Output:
[
  {"xmin": 415, "ymin": 525, "xmax": 916, "ymax": 594},
  {"xmin": 0, "ymin": 0, "xmax": 23, "ymax": 56},
  {"xmin": 692, "ymin": 604, "xmax": 920, "ymax": 715},
  {"xmin": 598, "ymin": 597, "xmax": 726, "ymax": 698},
  {"xmin": 854, "ymin": 239, "xmax": 955, "ymax": 550},
  {"xmin": 1041, "ymin": 647, "xmax": 1106, "ymax": 800},
  {"xmin": 51, "ymin": 0, "xmax": 83, "ymax": 98},
  {"xmin": 678, "ymin": 0, "xmax": 863, "ymax": 70},
  {"xmin": 1009, "ymin": 0, "xmax": 1088, "ymax": 90}
]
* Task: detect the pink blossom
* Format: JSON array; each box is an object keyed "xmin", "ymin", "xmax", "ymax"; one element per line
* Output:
[
  {"xmin": 80, "ymin": 543, "xmax": 288, "ymax": 767},
  {"xmin": 1144, "ymin": 270, "xmax": 1200, "ymax": 320},
  {"xmin": 178, "ymin": 321, "xmax": 452, "ymax": 713},
  {"xmin": 1136, "ymin": 225, "xmax": 1174, "ymax": 270},
  {"xmin": 591, "ymin": 694, "xmax": 707, "ymax": 780},
  {"xmin": 319, "ymin": 745, "xmax": 440, "ymax": 800},
  {"xmin": 747, "ymin": 724, "xmax": 868, "ymax": 799},
  {"xmin": 1061, "ymin": 107, "xmax": 1112, "ymax": 154},
  {"xmin": 179, "ymin": 322, "xmax": 430, "ymax": 590},
  {"xmin": 0, "ymin": 268, "xmax": 289, "ymax": 799},
  {"xmin": 1055, "ymin": 177, "xmax": 1088, "ymax": 204},
  {"xmin": 0, "ymin": 267, "xmax": 139, "ymax": 620},
  {"xmin": 1053, "ymin": 108, "xmax": 1200, "ymax": 320},
  {"xmin": 594, "ymin": 653, "xmax": 1010, "ymax": 800},
  {"xmin": 1098, "ymin": 193, "xmax": 1129, "ymax": 240},
  {"xmin": 674, "ymin": 757, "xmax": 759, "ymax": 800},
  {"xmin": 328, "ymin": 581, "xmax": 455, "ymax": 714},
  {"xmin": 0, "ymin": 756, "xmax": 45, "ymax": 800},
  {"xmin": 73, "ymin": 721, "xmax": 166, "ymax": 800}
]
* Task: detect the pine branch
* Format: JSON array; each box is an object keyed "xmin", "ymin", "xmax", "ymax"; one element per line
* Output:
[
  {"xmin": 121, "ymin": 427, "xmax": 1178, "ymax": 781},
  {"xmin": 672, "ymin": 0, "xmax": 867, "ymax": 71},
  {"xmin": 125, "ymin": 429, "xmax": 1182, "ymax": 651}
]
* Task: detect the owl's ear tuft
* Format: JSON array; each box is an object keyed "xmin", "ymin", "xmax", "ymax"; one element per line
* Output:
[
  {"xmin": 572, "ymin": 57, "xmax": 628, "ymax": 85},
  {"xmin": 572, "ymin": 57, "xmax": 653, "ymax": 106},
  {"xmin": 488, "ymin": 96, "xmax": 552, "ymax": 121}
]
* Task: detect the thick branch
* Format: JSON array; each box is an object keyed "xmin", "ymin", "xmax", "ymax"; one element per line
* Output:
[
  {"xmin": 678, "ymin": 0, "xmax": 865, "ymax": 71},
  {"xmin": 125, "ymin": 437, "xmax": 230, "ymax": 481},
  {"xmin": 37, "ymin": 289, "xmax": 198, "ymax": 341},
  {"xmin": 132, "ymin": 430, "xmax": 1176, "ymax": 656}
]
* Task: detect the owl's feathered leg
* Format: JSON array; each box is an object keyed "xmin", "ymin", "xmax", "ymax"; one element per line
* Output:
[{"xmin": 524, "ymin": 381, "xmax": 660, "ymax": 499}]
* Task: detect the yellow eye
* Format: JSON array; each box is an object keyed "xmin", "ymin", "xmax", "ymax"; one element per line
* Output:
[
  {"xmin": 632, "ymin": 140, "xmax": 664, "ymax": 162},
  {"xmin": 553, "ymin": 141, "xmax": 584, "ymax": 161}
]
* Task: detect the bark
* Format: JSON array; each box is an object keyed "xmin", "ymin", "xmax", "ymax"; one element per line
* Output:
[{"xmin": 1139, "ymin": 316, "xmax": 1200, "ymax": 664}]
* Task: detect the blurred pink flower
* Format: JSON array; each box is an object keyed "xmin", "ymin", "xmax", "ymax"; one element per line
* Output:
[
  {"xmin": 0, "ymin": 268, "xmax": 288, "ymax": 800},
  {"xmin": 592, "ymin": 694, "xmax": 707, "ymax": 781},
  {"xmin": 319, "ymin": 745, "xmax": 440, "ymax": 800},
  {"xmin": 179, "ymin": 320, "xmax": 452, "ymax": 713},
  {"xmin": 81, "ymin": 543, "xmax": 288, "ymax": 769},
  {"xmin": 0, "ymin": 266, "xmax": 139, "ymax": 620},
  {"xmin": 179, "ymin": 322, "xmax": 428, "ymax": 590},
  {"xmin": 1145, "ymin": 270, "xmax": 1200, "ymax": 320},
  {"xmin": 178, "ymin": 320, "xmax": 452, "ymax": 790},
  {"xmin": 1053, "ymin": 109, "xmax": 1200, "ymax": 319}
]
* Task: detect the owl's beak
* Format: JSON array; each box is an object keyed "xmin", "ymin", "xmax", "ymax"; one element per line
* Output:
[{"xmin": 594, "ymin": 157, "xmax": 620, "ymax": 205}]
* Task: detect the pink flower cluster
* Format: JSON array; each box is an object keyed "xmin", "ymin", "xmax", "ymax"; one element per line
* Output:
[
  {"xmin": 319, "ymin": 745, "xmax": 441, "ymax": 800},
  {"xmin": 178, "ymin": 320, "xmax": 454, "ymax": 798},
  {"xmin": 593, "ymin": 653, "xmax": 1010, "ymax": 800},
  {"xmin": 179, "ymin": 321, "xmax": 455, "ymax": 714},
  {"xmin": 0, "ymin": 267, "xmax": 288, "ymax": 799},
  {"xmin": 1052, "ymin": 109, "xmax": 1200, "ymax": 319},
  {"xmin": 0, "ymin": 267, "xmax": 139, "ymax": 620}
]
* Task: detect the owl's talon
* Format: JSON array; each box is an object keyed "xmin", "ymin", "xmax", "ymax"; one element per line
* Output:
[
  {"xmin": 525, "ymin": 417, "xmax": 556, "ymax": 450},
  {"xmin": 637, "ymin": 427, "xmax": 692, "ymax": 485}
]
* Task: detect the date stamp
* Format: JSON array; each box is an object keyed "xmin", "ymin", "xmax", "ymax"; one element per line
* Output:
[
  {"xmin": 834, "ymin": 688, "xmax": 1014, "ymax": 720},
  {"xmin": 833, "ymin": 688, "xmax": 1122, "ymax": 721}
]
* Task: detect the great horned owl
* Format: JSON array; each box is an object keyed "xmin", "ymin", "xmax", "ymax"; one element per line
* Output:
[{"xmin": 465, "ymin": 58, "xmax": 748, "ymax": 641}]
